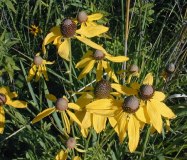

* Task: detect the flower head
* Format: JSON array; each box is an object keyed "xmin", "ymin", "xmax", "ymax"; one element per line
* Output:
[
  {"xmin": 32, "ymin": 94, "xmax": 81, "ymax": 133},
  {"xmin": 0, "ymin": 86, "xmax": 27, "ymax": 133},
  {"xmin": 27, "ymin": 53, "xmax": 54, "ymax": 82},
  {"xmin": 29, "ymin": 24, "xmax": 41, "ymax": 37},
  {"xmin": 76, "ymin": 50, "xmax": 129, "ymax": 82},
  {"xmin": 42, "ymin": 18, "xmax": 108, "ymax": 61}
]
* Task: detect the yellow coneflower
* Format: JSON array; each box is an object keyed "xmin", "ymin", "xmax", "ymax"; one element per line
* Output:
[{"xmin": 29, "ymin": 24, "xmax": 41, "ymax": 37}]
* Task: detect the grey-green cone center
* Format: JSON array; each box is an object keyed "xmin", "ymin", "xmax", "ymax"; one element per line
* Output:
[
  {"xmin": 93, "ymin": 50, "xmax": 105, "ymax": 60},
  {"xmin": 94, "ymin": 79, "xmax": 111, "ymax": 99},
  {"xmin": 0, "ymin": 93, "xmax": 7, "ymax": 105},
  {"xmin": 66, "ymin": 137, "xmax": 76, "ymax": 149},
  {"xmin": 77, "ymin": 11, "xmax": 88, "ymax": 23},
  {"xmin": 34, "ymin": 56, "xmax": 43, "ymax": 66},
  {"xmin": 139, "ymin": 85, "xmax": 154, "ymax": 100},
  {"xmin": 55, "ymin": 98, "xmax": 68, "ymax": 111},
  {"xmin": 122, "ymin": 96, "xmax": 139, "ymax": 113},
  {"xmin": 60, "ymin": 19, "xmax": 77, "ymax": 38},
  {"xmin": 165, "ymin": 63, "xmax": 175, "ymax": 74},
  {"xmin": 129, "ymin": 64, "xmax": 139, "ymax": 73}
]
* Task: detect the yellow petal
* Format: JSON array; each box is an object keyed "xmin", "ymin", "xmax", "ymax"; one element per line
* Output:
[
  {"xmin": 108, "ymin": 117, "xmax": 119, "ymax": 134},
  {"xmin": 81, "ymin": 128, "xmax": 88, "ymax": 138},
  {"xmin": 27, "ymin": 64, "xmax": 37, "ymax": 82},
  {"xmin": 75, "ymin": 36, "xmax": 106, "ymax": 52},
  {"xmin": 135, "ymin": 102, "xmax": 150, "ymax": 123},
  {"xmin": 73, "ymin": 156, "xmax": 82, "ymax": 160},
  {"xmin": 58, "ymin": 39, "xmax": 70, "ymax": 61},
  {"xmin": 143, "ymin": 73, "xmax": 153, "ymax": 85},
  {"xmin": 35, "ymin": 66, "xmax": 42, "ymax": 82},
  {"xmin": 76, "ymin": 25, "xmax": 109, "ymax": 38},
  {"xmin": 128, "ymin": 115, "xmax": 140, "ymax": 152},
  {"xmin": 151, "ymin": 99, "xmax": 176, "ymax": 119},
  {"xmin": 81, "ymin": 112, "xmax": 91, "ymax": 129},
  {"xmin": 88, "ymin": 13, "xmax": 103, "ymax": 21},
  {"xmin": 117, "ymin": 112, "xmax": 127, "ymax": 142},
  {"xmin": 32, "ymin": 108, "xmax": 56, "ymax": 124},
  {"xmin": 76, "ymin": 93, "xmax": 93, "ymax": 108},
  {"xmin": 165, "ymin": 119, "xmax": 170, "ymax": 132},
  {"xmin": 45, "ymin": 94, "xmax": 57, "ymax": 102},
  {"xmin": 96, "ymin": 61, "xmax": 103, "ymax": 81},
  {"xmin": 147, "ymin": 101, "xmax": 162, "ymax": 133},
  {"xmin": 102, "ymin": 61, "xmax": 119, "ymax": 83},
  {"xmin": 41, "ymin": 65, "xmax": 48, "ymax": 81},
  {"xmin": 0, "ymin": 87, "xmax": 16, "ymax": 98},
  {"xmin": 111, "ymin": 83, "xmax": 137, "ymax": 95},
  {"xmin": 76, "ymin": 57, "xmax": 93, "ymax": 69},
  {"xmin": 61, "ymin": 111, "xmax": 70, "ymax": 133},
  {"xmin": 55, "ymin": 150, "xmax": 68, "ymax": 160},
  {"xmin": 68, "ymin": 103, "xmax": 81, "ymax": 111},
  {"xmin": 105, "ymin": 54, "xmax": 129, "ymax": 62},
  {"xmin": 6, "ymin": 100, "xmax": 27, "ymax": 108},
  {"xmin": 0, "ymin": 107, "xmax": 5, "ymax": 134},
  {"xmin": 66, "ymin": 110, "xmax": 81, "ymax": 126},
  {"xmin": 93, "ymin": 114, "xmax": 107, "ymax": 133},
  {"xmin": 77, "ymin": 60, "xmax": 95, "ymax": 80},
  {"xmin": 130, "ymin": 82, "xmax": 140, "ymax": 90},
  {"xmin": 152, "ymin": 91, "xmax": 166, "ymax": 101},
  {"xmin": 50, "ymin": 26, "xmax": 61, "ymax": 36}
]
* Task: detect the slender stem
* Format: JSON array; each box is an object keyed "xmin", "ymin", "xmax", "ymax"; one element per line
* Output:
[{"xmin": 139, "ymin": 125, "xmax": 151, "ymax": 159}]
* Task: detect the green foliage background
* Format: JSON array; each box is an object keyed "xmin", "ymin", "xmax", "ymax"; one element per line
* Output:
[{"xmin": 0, "ymin": 0, "xmax": 186, "ymax": 159}]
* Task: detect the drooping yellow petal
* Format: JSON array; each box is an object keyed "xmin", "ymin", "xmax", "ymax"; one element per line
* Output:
[
  {"xmin": 152, "ymin": 91, "xmax": 166, "ymax": 101},
  {"xmin": 105, "ymin": 54, "xmax": 129, "ymax": 62},
  {"xmin": 0, "ymin": 107, "xmax": 5, "ymax": 134},
  {"xmin": 45, "ymin": 94, "xmax": 57, "ymax": 102},
  {"xmin": 102, "ymin": 61, "xmax": 119, "ymax": 83},
  {"xmin": 111, "ymin": 83, "xmax": 137, "ymax": 95},
  {"xmin": 81, "ymin": 128, "xmax": 88, "ymax": 138},
  {"xmin": 27, "ymin": 64, "xmax": 37, "ymax": 82},
  {"xmin": 41, "ymin": 65, "xmax": 48, "ymax": 81},
  {"xmin": 76, "ymin": 57, "xmax": 93, "ymax": 69},
  {"xmin": 75, "ymin": 36, "xmax": 106, "ymax": 52},
  {"xmin": 6, "ymin": 100, "xmax": 27, "ymax": 108},
  {"xmin": 73, "ymin": 156, "xmax": 82, "ymax": 160},
  {"xmin": 55, "ymin": 150, "xmax": 68, "ymax": 160},
  {"xmin": 0, "ymin": 87, "xmax": 16, "ymax": 98},
  {"xmin": 151, "ymin": 99, "xmax": 176, "ymax": 119},
  {"xmin": 92, "ymin": 114, "xmax": 107, "ymax": 133},
  {"xmin": 165, "ymin": 119, "xmax": 170, "ymax": 132},
  {"xmin": 68, "ymin": 103, "xmax": 81, "ymax": 111},
  {"xmin": 96, "ymin": 61, "xmax": 103, "ymax": 81},
  {"xmin": 81, "ymin": 112, "xmax": 92, "ymax": 129},
  {"xmin": 130, "ymin": 82, "xmax": 140, "ymax": 90},
  {"xmin": 66, "ymin": 110, "xmax": 81, "ymax": 126},
  {"xmin": 135, "ymin": 103, "xmax": 150, "ymax": 123},
  {"xmin": 35, "ymin": 66, "xmax": 42, "ymax": 82},
  {"xmin": 143, "ymin": 73, "xmax": 153, "ymax": 85},
  {"xmin": 75, "ymin": 147, "xmax": 86, "ymax": 153},
  {"xmin": 61, "ymin": 111, "xmax": 70, "ymax": 133},
  {"xmin": 117, "ymin": 112, "xmax": 127, "ymax": 142},
  {"xmin": 32, "ymin": 108, "xmax": 56, "ymax": 124},
  {"xmin": 88, "ymin": 13, "xmax": 103, "ymax": 21},
  {"xmin": 77, "ymin": 60, "xmax": 95, "ymax": 80},
  {"xmin": 58, "ymin": 39, "xmax": 70, "ymax": 61},
  {"xmin": 108, "ymin": 117, "xmax": 119, "ymax": 134},
  {"xmin": 128, "ymin": 115, "xmax": 140, "ymax": 152},
  {"xmin": 50, "ymin": 26, "xmax": 61, "ymax": 36},
  {"xmin": 147, "ymin": 101, "xmax": 162, "ymax": 133},
  {"xmin": 76, "ymin": 93, "xmax": 93, "ymax": 108},
  {"xmin": 76, "ymin": 25, "xmax": 109, "ymax": 38}
]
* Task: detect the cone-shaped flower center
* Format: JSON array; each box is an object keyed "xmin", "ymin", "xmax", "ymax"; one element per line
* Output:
[
  {"xmin": 60, "ymin": 19, "xmax": 77, "ymax": 38},
  {"xmin": 165, "ymin": 63, "xmax": 175, "ymax": 74},
  {"xmin": 77, "ymin": 11, "xmax": 88, "ymax": 23},
  {"xmin": 34, "ymin": 56, "xmax": 43, "ymax": 66},
  {"xmin": 94, "ymin": 79, "xmax": 111, "ymax": 99},
  {"xmin": 93, "ymin": 50, "xmax": 105, "ymax": 60},
  {"xmin": 0, "ymin": 93, "xmax": 7, "ymax": 105},
  {"xmin": 139, "ymin": 85, "xmax": 154, "ymax": 100},
  {"xmin": 66, "ymin": 137, "xmax": 76, "ymax": 149},
  {"xmin": 122, "ymin": 96, "xmax": 139, "ymax": 113},
  {"xmin": 129, "ymin": 64, "xmax": 139, "ymax": 73},
  {"xmin": 55, "ymin": 98, "xmax": 68, "ymax": 111}
]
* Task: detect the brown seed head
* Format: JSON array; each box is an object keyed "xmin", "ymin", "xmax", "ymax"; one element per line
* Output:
[
  {"xmin": 60, "ymin": 19, "xmax": 77, "ymax": 38},
  {"xmin": 129, "ymin": 64, "xmax": 139, "ymax": 73},
  {"xmin": 34, "ymin": 56, "xmax": 43, "ymax": 66},
  {"xmin": 139, "ymin": 85, "xmax": 154, "ymax": 100},
  {"xmin": 93, "ymin": 50, "xmax": 105, "ymax": 60},
  {"xmin": 55, "ymin": 98, "xmax": 68, "ymax": 111},
  {"xmin": 122, "ymin": 96, "xmax": 139, "ymax": 113},
  {"xmin": 0, "ymin": 93, "xmax": 7, "ymax": 105},
  {"xmin": 165, "ymin": 63, "xmax": 175, "ymax": 74},
  {"xmin": 77, "ymin": 11, "xmax": 88, "ymax": 23},
  {"xmin": 94, "ymin": 79, "xmax": 111, "ymax": 99},
  {"xmin": 66, "ymin": 137, "xmax": 76, "ymax": 149}
]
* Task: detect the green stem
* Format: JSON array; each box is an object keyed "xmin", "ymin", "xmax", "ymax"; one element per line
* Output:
[{"xmin": 139, "ymin": 125, "xmax": 151, "ymax": 159}]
